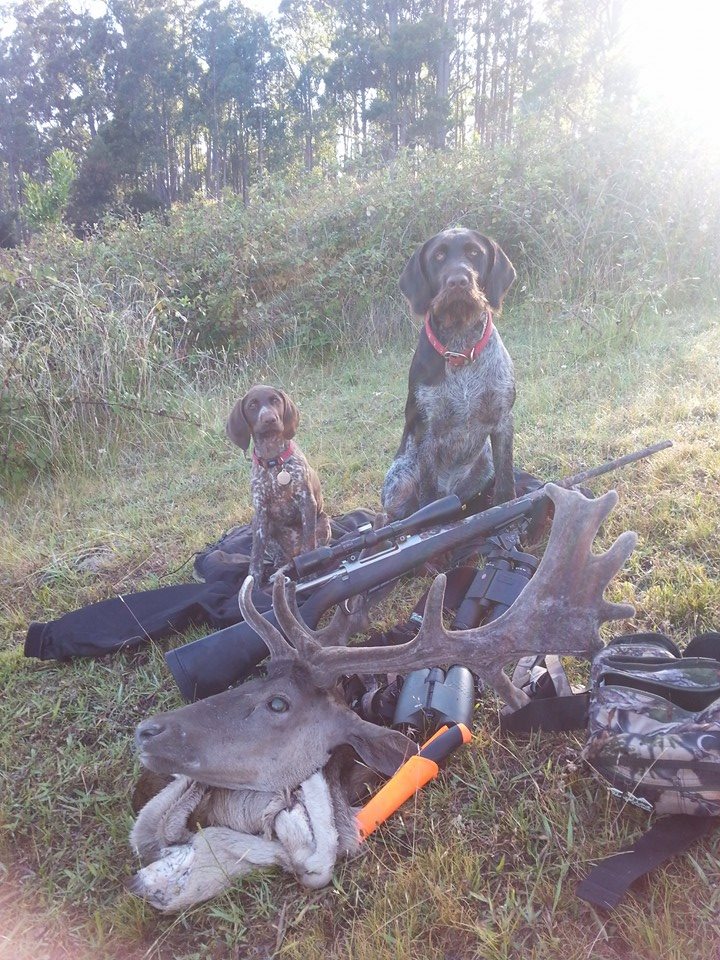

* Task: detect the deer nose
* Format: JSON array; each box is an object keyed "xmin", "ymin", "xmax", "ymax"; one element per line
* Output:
[{"xmin": 136, "ymin": 719, "xmax": 167, "ymax": 746}]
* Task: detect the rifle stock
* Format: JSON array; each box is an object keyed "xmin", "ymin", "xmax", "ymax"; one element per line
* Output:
[{"xmin": 165, "ymin": 440, "xmax": 672, "ymax": 701}]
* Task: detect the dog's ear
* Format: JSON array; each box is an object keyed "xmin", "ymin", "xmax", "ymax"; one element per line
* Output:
[
  {"xmin": 482, "ymin": 237, "xmax": 516, "ymax": 311},
  {"xmin": 226, "ymin": 396, "xmax": 252, "ymax": 452},
  {"xmin": 399, "ymin": 241, "xmax": 434, "ymax": 316},
  {"xmin": 279, "ymin": 391, "xmax": 300, "ymax": 440}
]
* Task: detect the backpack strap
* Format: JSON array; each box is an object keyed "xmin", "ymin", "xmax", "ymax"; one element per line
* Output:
[
  {"xmin": 499, "ymin": 632, "xmax": 687, "ymax": 735},
  {"xmin": 684, "ymin": 631, "xmax": 720, "ymax": 660},
  {"xmin": 499, "ymin": 655, "xmax": 588, "ymax": 733},
  {"xmin": 577, "ymin": 814, "xmax": 719, "ymax": 910},
  {"xmin": 500, "ymin": 690, "xmax": 589, "ymax": 733}
]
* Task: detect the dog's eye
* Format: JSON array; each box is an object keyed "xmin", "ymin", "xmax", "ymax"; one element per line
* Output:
[
  {"xmin": 434, "ymin": 250, "xmax": 446, "ymax": 262},
  {"xmin": 267, "ymin": 696, "xmax": 290, "ymax": 713},
  {"xmin": 247, "ymin": 400, "xmax": 257, "ymax": 409},
  {"xmin": 270, "ymin": 396, "xmax": 281, "ymax": 405},
  {"xmin": 467, "ymin": 247, "xmax": 480, "ymax": 258}
]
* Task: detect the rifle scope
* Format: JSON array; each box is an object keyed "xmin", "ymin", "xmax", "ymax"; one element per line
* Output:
[{"xmin": 293, "ymin": 494, "xmax": 462, "ymax": 579}]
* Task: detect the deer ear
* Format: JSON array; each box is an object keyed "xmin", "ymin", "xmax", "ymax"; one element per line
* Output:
[
  {"xmin": 279, "ymin": 391, "xmax": 300, "ymax": 440},
  {"xmin": 342, "ymin": 712, "xmax": 417, "ymax": 776},
  {"xmin": 226, "ymin": 396, "xmax": 252, "ymax": 452}
]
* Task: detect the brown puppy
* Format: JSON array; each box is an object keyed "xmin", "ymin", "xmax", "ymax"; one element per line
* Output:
[
  {"xmin": 226, "ymin": 385, "xmax": 331, "ymax": 583},
  {"xmin": 382, "ymin": 228, "xmax": 517, "ymax": 520}
]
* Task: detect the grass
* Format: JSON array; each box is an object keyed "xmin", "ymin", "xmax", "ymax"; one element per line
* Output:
[{"xmin": 1, "ymin": 301, "xmax": 720, "ymax": 959}]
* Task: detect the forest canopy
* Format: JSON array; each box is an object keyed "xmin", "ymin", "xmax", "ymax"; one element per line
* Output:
[{"xmin": 1, "ymin": 0, "xmax": 631, "ymax": 232}]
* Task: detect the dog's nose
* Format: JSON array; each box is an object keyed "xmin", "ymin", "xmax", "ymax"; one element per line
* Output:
[
  {"xmin": 445, "ymin": 272, "xmax": 470, "ymax": 289},
  {"xmin": 258, "ymin": 406, "xmax": 281, "ymax": 425},
  {"xmin": 259, "ymin": 415, "xmax": 281, "ymax": 430}
]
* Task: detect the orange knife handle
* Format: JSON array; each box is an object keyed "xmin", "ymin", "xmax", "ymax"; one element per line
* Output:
[{"xmin": 356, "ymin": 755, "xmax": 439, "ymax": 839}]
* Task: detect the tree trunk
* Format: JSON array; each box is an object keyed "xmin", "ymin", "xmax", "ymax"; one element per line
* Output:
[
  {"xmin": 387, "ymin": 0, "xmax": 400, "ymax": 155},
  {"xmin": 304, "ymin": 73, "xmax": 314, "ymax": 172},
  {"xmin": 435, "ymin": 0, "xmax": 456, "ymax": 149}
]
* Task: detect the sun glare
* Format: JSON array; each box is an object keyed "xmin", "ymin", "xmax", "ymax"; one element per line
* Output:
[{"xmin": 622, "ymin": 0, "xmax": 720, "ymax": 152}]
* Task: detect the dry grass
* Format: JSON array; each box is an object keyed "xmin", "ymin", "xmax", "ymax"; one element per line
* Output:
[{"xmin": 1, "ymin": 303, "xmax": 719, "ymax": 959}]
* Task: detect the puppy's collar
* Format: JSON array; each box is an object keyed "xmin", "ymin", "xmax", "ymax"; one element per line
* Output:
[
  {"xmin": 424, "ymin": 310, "xmax": 494, "ymax": 367},
  {"xmin": 252, "ymin": 442, "xmax": 295, "ymax": 469}
]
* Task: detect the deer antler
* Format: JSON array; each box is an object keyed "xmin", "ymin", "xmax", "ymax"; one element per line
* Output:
[
  {"xmin": 238, "ymin": 575, "xmax": 372, "ymax": 663},
  {"xmin": 268, "ymin": 485, "xmax": 636, "ymax": 709},
  {"xmin": 238, "ymin": 576, "xmax": 299, "ymax": 661}
]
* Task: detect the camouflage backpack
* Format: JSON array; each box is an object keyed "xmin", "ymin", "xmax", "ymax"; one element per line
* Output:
[
  {"xmin": 584, "ymin": 632, "xmax": 720, "ymax": 817},
  {"xmin": 501, "ymin": 631, "xmax": 720, "ymax": 909}
]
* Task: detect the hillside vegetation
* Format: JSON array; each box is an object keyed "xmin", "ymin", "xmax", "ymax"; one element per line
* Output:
[{"xmin": 2, "ymin": 118, "xmax": 719, "ymax": 479}]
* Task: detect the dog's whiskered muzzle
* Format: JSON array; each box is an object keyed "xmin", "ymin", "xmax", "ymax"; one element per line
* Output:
[
  {"xmin": 431, "ymin": 282, "xmax": 488, "ymax": 328},
  {"xmin": 257, "ymin": 416, "xmax": 282, "ymax": 432}
]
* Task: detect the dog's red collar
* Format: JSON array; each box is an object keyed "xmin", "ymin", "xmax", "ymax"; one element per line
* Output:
[
  {"xmin": 424, "ymin": 310, "xmax": 494, "ymax": 367},
  {"xmin": 252, "ymin": 442, "xmax": 295, "ymax": 469}
]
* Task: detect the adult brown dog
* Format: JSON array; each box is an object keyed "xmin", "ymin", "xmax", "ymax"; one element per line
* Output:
[
  {"xmin": 227, "ymin": 385, "xmax": 331, "ymax": 583},
  {"xmin": 381, "ymin": 228, "xmax": 517, "ymax": 520}
]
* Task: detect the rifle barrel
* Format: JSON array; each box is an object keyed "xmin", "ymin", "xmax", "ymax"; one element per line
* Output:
[{"xmin": 557, "ymin": 440, "xmax": 673, "ymax": 490}]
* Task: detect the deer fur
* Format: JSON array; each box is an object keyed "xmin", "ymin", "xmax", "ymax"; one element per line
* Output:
[
  {"xmin": 128, "ymin": 752, "xmax": 365, "ymax": 911},
  {"xmin": 129, "ymin": 484, "xmax": 637, "ymax": 910}
]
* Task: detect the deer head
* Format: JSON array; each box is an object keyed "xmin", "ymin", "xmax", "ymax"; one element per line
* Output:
[
  {"xmin": 135, "ymin": 484, "xmax": 636, "ymax": 790},
  {"xmin": 134, "ymin": 589, "xmax": 415, "ymax": 792}
]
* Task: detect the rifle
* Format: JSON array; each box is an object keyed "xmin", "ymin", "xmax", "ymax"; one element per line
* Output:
[{"xmin": 166, "ymin": 440, "xmax": 672, "ymax": 702}]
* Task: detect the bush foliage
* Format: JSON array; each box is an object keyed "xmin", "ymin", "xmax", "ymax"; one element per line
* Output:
[{"xmin": 1, "ymin": 116, "xmax": 719, "ymax": 477}]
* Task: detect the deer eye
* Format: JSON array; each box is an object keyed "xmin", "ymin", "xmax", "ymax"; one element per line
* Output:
[{"xmin": 267, "ymin": 696, "xmax": 290, "ymax": 713}]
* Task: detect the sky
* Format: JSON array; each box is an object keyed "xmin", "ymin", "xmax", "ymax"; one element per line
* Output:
[{"xmin": 621, "ymin": 0, "xmax": 720, "ymax": 146}]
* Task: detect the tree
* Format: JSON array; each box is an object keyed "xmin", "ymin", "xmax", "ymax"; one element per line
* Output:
[
  {"xmin": 65, "ymin": 137, "xmax": 118, "ymax": 235},
  {"xmin": 194, "ymin": 0, "xmax": 286, "ymax": 199}
]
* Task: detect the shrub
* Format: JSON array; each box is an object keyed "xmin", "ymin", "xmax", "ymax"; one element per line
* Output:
[{"xmin": 21, "ymin": 149, "xmax": 77, "ymax": 229}]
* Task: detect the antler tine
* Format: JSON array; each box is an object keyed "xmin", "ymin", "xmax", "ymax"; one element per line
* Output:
[
  {"xmin": 272, "ymin": 575, "xmax": 322, "ymax": 657},
  {"xmin": 238, "ymin": 576, "xmax": 297, "ymax": 660},
  {"xmin": 275, "ymin": 575, "xmax": 374, "ymax": 652},
  {"xmin": 591, "ymin": 530, "xmax": 638, "ymax": 623},
  {"xmin": 301, "ymin": 485, "xmax": 638, "ymax": 703},
  {"xmin": 301, "ymin": 573, "xmax": 458, "ymax": 686},
  {"xmin": 527, "ymin": 486, "xmax": 637, "ymax": 633}
]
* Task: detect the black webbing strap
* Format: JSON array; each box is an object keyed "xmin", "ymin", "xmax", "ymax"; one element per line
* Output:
[
  {"xmin": 577, "ymin": 814, "xmax": 719, "ymax": 910},
  {"xmin": 499, "ymin": 690, "xmax": 589, "ymax": 733}
]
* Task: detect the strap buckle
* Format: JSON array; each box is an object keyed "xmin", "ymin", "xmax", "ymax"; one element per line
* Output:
[
  {"xmin": 607, "ymin": 786, "xmax": 654, "ymax": 813},
  {"xmin": 443, "ymin": 349, "xmax": 471, "ymax": 365}
]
